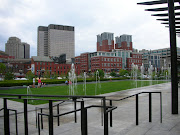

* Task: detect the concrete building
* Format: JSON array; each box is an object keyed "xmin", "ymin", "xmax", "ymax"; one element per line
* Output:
[
  {"xmin": 115, "ymin": 34, "xmax": 133, "ymax": 51},
  {"xmin": 139, "ymin": 47, "xmax": 180, "ymax": 71},
  {"xmin": 97, "ymin": 32, "xmax": 114, "ymax": 52},
  {"xmin": 22, "ymin": 42, "xmax": 30, "ymax": 59},
  {"xmin": 37, "ymin": 24, "xmax": 75, "ymax": 60},
  {"xmin": 5, "ymin": 37, "xmax": 30, "ymax": 59}
]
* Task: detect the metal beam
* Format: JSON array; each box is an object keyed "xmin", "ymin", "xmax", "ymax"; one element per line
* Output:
[
  {"xmin": 145, "ymin": 6, "xmax": 180, "ymax": 11},
  {"xmin": 152, "ymin": 12, "xmax": 180, "ymax": 17},
  {"xmin": 138, "ymin": 0, "xmax": 179, "ymax": 5},
  {"xmin": 168, "ymin": 0, "xmax": 178, "ymax": 114},
  {"xmin": 157, "ymin": 18, "xmax": 180, "ymax": 21},
  {"xmin": 161, "ymin": 22, "xmax": 180, "ymax": 24}
]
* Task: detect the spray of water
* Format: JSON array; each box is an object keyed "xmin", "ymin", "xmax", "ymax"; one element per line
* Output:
[
  {"xmin": 68, "ymin": 63, "xmax": 77, "ymax": 95},
  {"xmin": 83, "ymin": 72, "xmax": 87, "ymax": 95}
]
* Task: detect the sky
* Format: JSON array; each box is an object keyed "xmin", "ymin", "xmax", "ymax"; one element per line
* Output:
[{"xmin": 0, "ymin": 0, "xmax": 180, "ymax": 57}]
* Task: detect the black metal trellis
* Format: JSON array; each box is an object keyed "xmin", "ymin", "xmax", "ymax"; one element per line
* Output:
[{"xmin": 137, "ymin": 0, "xmax": 179, "ymax": 114}]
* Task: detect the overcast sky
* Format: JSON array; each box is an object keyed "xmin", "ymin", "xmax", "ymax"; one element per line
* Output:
[{"xmin": 0, "ymin": 0, "xmax": 180, "ymax": 57}]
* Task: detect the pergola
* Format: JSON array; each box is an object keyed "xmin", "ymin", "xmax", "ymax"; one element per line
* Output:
[{"xmin": 137, "ymin": 0, "xmax": 179, "ymax": 114}]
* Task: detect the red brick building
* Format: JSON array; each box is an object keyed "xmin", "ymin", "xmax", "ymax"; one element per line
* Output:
[
  {"xmin": 97, "ymin": 32, "xmax": 114, "ymax": 52},
  {"xmin": 31, "ymin": 56, "xmax": 80, "ymax": 76},
  {"xmin": 127, "ymin": 53, "xmax": 142, "ymax": 70},
  {"xmin": 91, "ymin": 56, "xmax": 122, "ymax": 72}
]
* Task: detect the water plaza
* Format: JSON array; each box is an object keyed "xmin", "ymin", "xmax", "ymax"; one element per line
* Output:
[
  {"xmin": 0, "ymin": 60, "xmax": 179, "ymax": 135},
  {"xmin": 0, "ymin": 0, "xmax": 180, "ymax": 135}
]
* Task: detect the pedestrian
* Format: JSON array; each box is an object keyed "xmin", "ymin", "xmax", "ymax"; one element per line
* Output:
[
  {"xmin": 33, "ymin": 78, "xmax": 35, "ymax": 87},
  {"xmin": 65, "ymin": 80, "xmax": 68, "ymax": 85},
  {"xmin": 38, "ymin": 78, "xmax": 42, "ymax": 88}
]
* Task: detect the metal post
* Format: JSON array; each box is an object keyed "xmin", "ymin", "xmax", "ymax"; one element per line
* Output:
[
  {"xmin": 38, "ymin": 114, "xmax": 40, "ymax": 135},
  {"xmin": 81, "ymin": 101, "xmax": 87, "ymax": 135},
  {"xmin": 36, "ymin": 108, "xmax": 37, "ymax": 128},
  {"xmin": 74, "ymin": 98, "xmax": 77, "ymax": 123},
  {"xmin": 168, "ymin": 0, "xmax": 178, "ymax": 114},
  {"xmin": 149, "ymin": 93, "xmax": 152, "ymax": 122},
  {"xmin": 15, "ymin": 110, "xmax": 18, "ymax": 135},
  {"xmin": 40, "ymin": 108, "xmax": 43, "ymax": 129},
  {"xmin": 110, "ymin": 100, "xmax": 113, "ymax": 127},
  {"xmin": 160, "ymin": 92, "xmax": 162, "ymax": 123},
  {"xmin": 4, "ymin": 98, "xmax": 10, "ymax": 135},
  {"xmin": 136, "ymin": 94, "xmax": 139, "ymax": 125},
  {"xmin": 49, "ymin": 100, "xmax": 53, "ymax": 135},
  {"xmin": 24, "ymin": 99, "xmax": 28, "ymax": 135},
  {"xmin": 57, "ymin": 104, "xmax": 60, "ymax": 126},
  {"xmin": 103, "ymin": 97, "xmax": 108, "ymax": 135}
]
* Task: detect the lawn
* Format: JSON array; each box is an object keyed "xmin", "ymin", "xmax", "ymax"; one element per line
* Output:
[{"xmin": 0, "ymin": 80, "xmax": 167, "ymax": 105}]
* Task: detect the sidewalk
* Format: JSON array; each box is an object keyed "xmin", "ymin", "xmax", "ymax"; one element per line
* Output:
[{"xmin": 0, "ymin": 82, "xmax": 180, "ymax": 135}]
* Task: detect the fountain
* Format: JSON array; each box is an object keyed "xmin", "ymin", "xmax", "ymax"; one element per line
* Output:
[
  {"xmin": 148, "ymin": 62, "xmax": 154, "ymax": 86},
  {"xmin": 83, "ymin": 72, "xmax": 87, "ymax": 95},
  {"xmin": 140, "ymin": 63, "xmax": 144, "ymax": 87},
  {"xmin": 131, "ymin": 63, "xmax": 138, "ymax": 88},
  {"xmin": 95, "ymin": 70, "xmax": 101, "ymax": 95},
  {"xmin": 27, "ymin": 86, "xmax": 33, "ymax": 103},
  {"xmin": 68, "ymin": 63, "xmax": 77, "ymax": 95}
]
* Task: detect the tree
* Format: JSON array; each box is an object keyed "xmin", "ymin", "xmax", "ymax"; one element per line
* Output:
[
  {"xmin": 52, "ymin": 72, "xmax": 59, "ymax": 79},
  {"xmin": 26, "ymin": 71, "xmax": 35, "ymax": 80},
  {"xmin": 94, "ymin": 69, "xmax": 104, "ymax": 79},
  {"xmin": 110, "ymin": 71, "xmax": 116, "ymax": 77},
  {"xmin": 119, "ymin": 69, "xmax": 129, "ymax": 76},
  {"xmin": 0, "ymin": 63, "xmax": 6, "ymax": 75},
  {"xmin": 4, "ymin": 71, "xmax": 15, "ymax": 80},
  {"xmin": 43, "ymin": 70, "xmax": 51, "ymax": 78}
]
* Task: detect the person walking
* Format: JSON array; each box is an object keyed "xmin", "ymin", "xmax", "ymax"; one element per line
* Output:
[
  {"xmin": 38, "ymin": 78, "xmax": 42, "ymax": 88},
  {"xmin": 33, "ymin": 78, "xmax": 35, "ymax": 87}
]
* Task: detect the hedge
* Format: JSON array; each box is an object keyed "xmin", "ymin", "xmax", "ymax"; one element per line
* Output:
[{"xmin": 0, "ymin": 77, "xmax": 129, "ymax": 87}]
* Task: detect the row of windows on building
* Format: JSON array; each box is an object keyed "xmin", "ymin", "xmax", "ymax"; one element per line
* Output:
[
  {"xmin": 128, "ymin": 59, "xmax": 142, "ymax": 63},
  {"xmin": 92, "ymin": 63, "xmax": 122, "ymax": 67},
  {"xmin": 36, "ymin": 65, "xmax": 70, "ymax": 70}
]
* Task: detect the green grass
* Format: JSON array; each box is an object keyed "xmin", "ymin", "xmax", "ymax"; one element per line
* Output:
[{"xmin": 0, "ymin": 80, "xmax": 167, "ymax": 105}]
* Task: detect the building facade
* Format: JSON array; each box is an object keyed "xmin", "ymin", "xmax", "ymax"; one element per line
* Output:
[
  {"xmin": 37, "ymin": 24, "xmax": 75, "ymax": 60},
  {"xmin": 97, "ymin": 32, "xmax": 114, "ymax": 52},
  {"xmin": 115, "ymin": 34, "xmax": 133, "ymax": 51},
  {"xmin": 5, "ymin": 37, "xmax": 30, "ymax": 59},
  {"xmin": 31, "ymin": 56, "xmax": 80, "ymax": 76},
  {"xmin": 139, "ymin": 47, "xmax": 180, "ymax": 71}
]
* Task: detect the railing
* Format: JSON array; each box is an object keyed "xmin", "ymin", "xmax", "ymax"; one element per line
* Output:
[
  {"xmin": 0, "ymin": 94, "xmax": 116, "ymax": 135},
  {"xmin": 106, "ymin": 92, "xmax": 162, "ymax": 127},
  {"xmin": 0, "ymin": 92, "xmax": 162, "ymax": 135},
  {"xmin": 0, "ymin": 107, "xmax": 18, "ymax": 135}
]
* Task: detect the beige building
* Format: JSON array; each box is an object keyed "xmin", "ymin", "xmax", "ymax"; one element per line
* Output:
[
  {"xmin": 5, "ymin": 37, "xmax": 30, "ymax": 59},
  {"xmin": 37, "ymin": 24, "xmax": 75, "ymax": 60}
]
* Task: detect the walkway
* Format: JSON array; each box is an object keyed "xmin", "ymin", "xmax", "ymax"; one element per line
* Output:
[{"xmin": 0, "ymin": 82, "xmax": 180, "ymax": 135}]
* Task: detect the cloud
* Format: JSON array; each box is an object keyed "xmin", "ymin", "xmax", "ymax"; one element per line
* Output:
[{"xmin": 0, "ymin": 0, "xmax": 179, "ymax": 57}]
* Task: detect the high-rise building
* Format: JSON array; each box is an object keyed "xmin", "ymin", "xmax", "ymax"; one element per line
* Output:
[
  {"xmin": 37, "ymin": 24, "xmax": 75, "ymax": 60},
  {"xmin": 115, "ymin": 34, "xmax": 133, "ymax": 51},
  {"xmin": 22, "ymin": 42, "xmax": 30, "ymax": 59},
  {"xmin": 5, "ymin": 37, "xmax": 30, "ymax": 59},
  {"xmin": 97, "ymin": 32, "xmax": 114, "ymax": 52}
]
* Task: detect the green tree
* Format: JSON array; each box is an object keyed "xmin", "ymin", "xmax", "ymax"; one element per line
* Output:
[
  {"xmin": 119, "ymin": 69, "xmax": 129, "ymax": 76},
  {"xmin": 110, "ymin": 71, "xmax": 116, "ymax": 77},
  {"xmin": 43, "ymin": 70, "xmax": 51, "ymax": 78},
  {"xmin": 0, "ymin": 63, "xmax": 6, "ymax": 74},
  {"xmin": 94, "ymin": 69, "xmax": 104, "ymax": 79},
  {"xmin": 26, "ymin": 71, "xmax": 35, "ymax": 80},
  {"xmin": 52, "ymin": 72, "xmax": 59, "ymax": 79},
  {"xmin": 4, "ymin": 71, "xmax": 15, "ymax": 80}
]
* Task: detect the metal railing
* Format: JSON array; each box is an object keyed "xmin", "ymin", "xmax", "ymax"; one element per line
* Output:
[
  {"xmin": 0, "ymin": 94, "xmax": 115, "ymax": 135},
  {"xmin": 106, "ymin": 92, "xmax": 162, "ymax": 127},
  {"xmin": 0, "ymin": 92, "xmax": 162, "ymax": 135}
]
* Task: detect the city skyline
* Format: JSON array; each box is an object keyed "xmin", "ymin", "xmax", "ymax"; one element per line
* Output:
[{"xmin": 0, "ymin": 0, "xmax": 180, "ymax": 57}]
